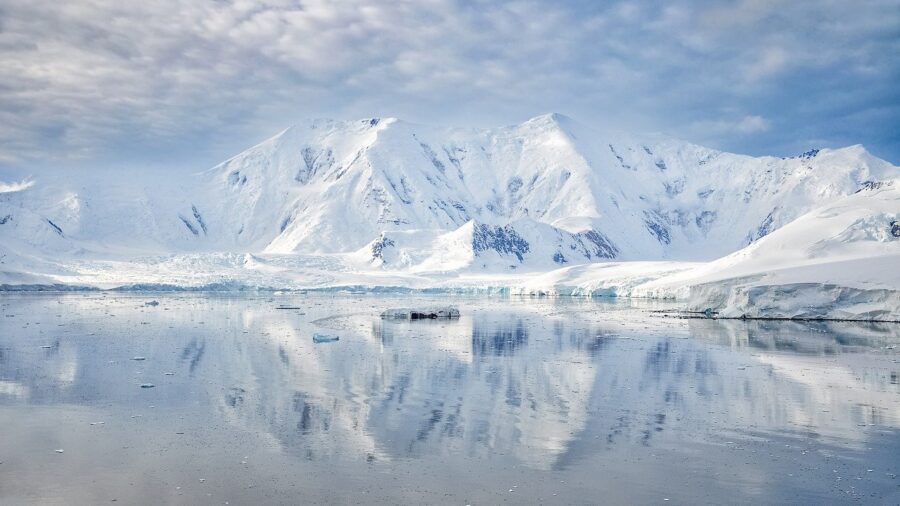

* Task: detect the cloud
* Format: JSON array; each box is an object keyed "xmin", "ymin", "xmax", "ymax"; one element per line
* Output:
[
  {"xmin": 0, "ymin": 178, "xmax": 35, "ymax": 194},
  {"xmin": 734, "ymin": 115, "xmax": 770, "ymax": 134},
  {"xmin": 742, "ymin": 47, "xmax": 789, "ymax": 82},
  {"xmin": 0, "ymin": 0, "xmax": 897, "ymax": 170},
  {"xmin": 688, "ymin": 114, "xmax": 771, "ymax": 139}
]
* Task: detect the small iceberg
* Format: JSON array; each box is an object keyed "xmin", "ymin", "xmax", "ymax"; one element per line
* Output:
[
  {"xmin": 380, "ymin": 308, "xmax": 461, "ymax": 320},
  {"xmin": 312, "ymin": 333, "xmax": 340, "ymax": 343}
]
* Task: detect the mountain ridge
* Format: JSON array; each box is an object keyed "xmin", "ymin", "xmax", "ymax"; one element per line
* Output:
[
  {"xmin": 0, "ymin": 114, "xmax": 897, "ymax": 320},
  {"xmin": 176, "ymin": 114, "xmax": 894, "ymax": 267}
]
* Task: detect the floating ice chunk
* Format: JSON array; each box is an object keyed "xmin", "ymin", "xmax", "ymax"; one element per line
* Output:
[
  {"xmin": 380, "ymin": 307, "xmax": 461, "ymax": 320},
  {"xmin": 312, "ymin": 333, "xmax": 340, "ymax": 343},
  {"xmin": 55, "ymin": 449, "xmax": 64, "ymax": 453}
]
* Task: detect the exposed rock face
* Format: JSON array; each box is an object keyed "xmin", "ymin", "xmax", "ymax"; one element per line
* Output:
[
  {"xmin": 472, "ymin": 224, "xmax": 530, "ymax": 262},
  {"xmin": 370, "ymin": 234, "xmax": 395, "ymax": 263}
]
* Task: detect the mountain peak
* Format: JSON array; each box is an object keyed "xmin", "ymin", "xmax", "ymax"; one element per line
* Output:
[{"xmin": 524, "ymin": 112, "xmax": 575, "ymax": 127}]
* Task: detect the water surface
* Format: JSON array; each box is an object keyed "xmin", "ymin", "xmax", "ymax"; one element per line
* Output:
[{"xmin": 1, "ymin": 294, "xmax": 898, "ymax": 504}]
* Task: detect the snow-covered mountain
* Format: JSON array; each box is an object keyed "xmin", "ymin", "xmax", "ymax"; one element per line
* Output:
[
  {"xmin": 145, "ymin": 114, "xmax": 896, "ymax": 267},
  {"xmin": 513, "ymin": 179, "xmax": 900, "ymax": 319},
  {"xmin": 0, "ymin": 114, "xmax": 897, "ymax": 319}
]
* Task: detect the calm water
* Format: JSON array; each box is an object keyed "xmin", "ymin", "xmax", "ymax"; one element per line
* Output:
[{"xmin": 0, "ymin": 293, "xmax": 898, "ymax": 505}]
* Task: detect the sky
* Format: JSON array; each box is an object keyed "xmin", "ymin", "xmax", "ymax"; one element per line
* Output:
[{"xmin": 0, "ymin": 0, "xmax": 898, "ymax": 173}]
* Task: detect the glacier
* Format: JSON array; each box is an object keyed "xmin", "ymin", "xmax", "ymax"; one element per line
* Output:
[{"xmin": 0, "ymin": 114, "xmax": 897, "ymax": 320}]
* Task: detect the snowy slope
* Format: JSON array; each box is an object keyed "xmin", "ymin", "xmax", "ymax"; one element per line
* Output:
[
  {"xmin": 513, "ymin": 180, "xmax": 900, "ymax": 320},
  {"xmin": 2, "ymin": 114, "xmax": 894, "ymax": 265},
  {"xmin": 1, "ymin": 114, "xmax": 898, "ymax": 319},
  {"xmin": 671, "ymin": 180, "xmax": 900, "ymax": 320},
  {"xmin": 172, "ymin": 114, "xmax": 895, "ymax": 268}
]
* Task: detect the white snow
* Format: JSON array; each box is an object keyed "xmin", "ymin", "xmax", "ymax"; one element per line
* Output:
[
  {"xmin": 513, "ymin": 181, "xmax": 900, "ymax": 320},
  {"xmin": 0, "ymin": 115, "xmax": 898, "ymax": 320}
]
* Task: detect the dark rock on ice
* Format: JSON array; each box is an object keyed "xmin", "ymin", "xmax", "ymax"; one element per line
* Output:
[
  {"xmin": 643, "ymin": 211, "xmax": 671, "ymax": 245},
  {"xmin": 370, "ymin": 234, "xmax": 396, "ymax": 263},
  {"xmin": 191, "ymin": 205, "xmax": 208, "ymax": 235},
  {"xmin": 472, "ymin": 224, "xmax": 529, "ymax": 262},
  {"xmin": 179, "ymin": 215, "xmax": 199, "ymax": 236},
  {"xmin": 46, "ymin": 219, "xmax": 64, "ymax": 236},
  {"xmin": 576, "ymin": 230, "xmax": 619, "ymax": 259},
  {"xmin": 380, "ymin": 308, "xmax": 461, "ymax": 320},
  {"xmin": 695, "ymin": 211, "xmax": 717, "ymax": 233},
  {"xmin": 755, "ymin": 210, "xmax": 777, "ymax": 240},
  {"xmin": 800, "ymin": 149, "xmax": 820, "ymax": 159},
  {"xmin": 857, "ymin": 180, "xmax": 887, "ymax": 192}
]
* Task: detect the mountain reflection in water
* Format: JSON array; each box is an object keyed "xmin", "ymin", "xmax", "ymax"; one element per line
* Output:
[{"xmin": 0, "ymin": 294, "xmax": 898, "ymax": 504}]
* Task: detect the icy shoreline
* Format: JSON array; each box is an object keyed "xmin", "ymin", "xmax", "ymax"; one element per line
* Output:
[{"xmin": 3, "ymin": 270, "xmax": 899, "ymax": 323}]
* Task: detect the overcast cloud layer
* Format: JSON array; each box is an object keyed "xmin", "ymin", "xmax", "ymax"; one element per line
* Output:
[{"xmin": 1, "ymin": 0, "xmax": 898, "ymax": 172}]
